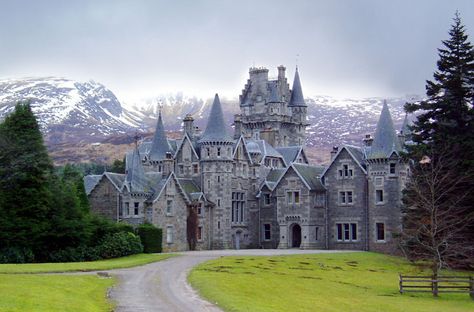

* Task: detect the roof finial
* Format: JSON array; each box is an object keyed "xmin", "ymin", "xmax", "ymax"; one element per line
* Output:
[{"xmin": 296, "ymin": 53, "xmax": 300, "ymax": 70}]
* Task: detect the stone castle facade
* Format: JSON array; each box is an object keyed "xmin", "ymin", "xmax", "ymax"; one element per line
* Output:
[{"xmin": 85, "ymin": 66, "xmax": 410, "ymax": 252}]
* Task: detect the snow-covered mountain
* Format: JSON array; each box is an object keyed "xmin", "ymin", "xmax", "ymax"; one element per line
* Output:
[
  {"xmin": 0, "ymin": 77, "xmax": 145, "ymax": 143},
  {"xmin": 0, "ymin": 77, "xmax": 419, "ymax": 163}
]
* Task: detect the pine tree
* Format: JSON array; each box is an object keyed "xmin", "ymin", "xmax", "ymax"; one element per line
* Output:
[
  {"xmin": 402, "ymin": 12, "xmax": 474, "ymax": 271},
  {"xmin": 0, "ymin": 102, "xmax": 54, "ymax": 258}
]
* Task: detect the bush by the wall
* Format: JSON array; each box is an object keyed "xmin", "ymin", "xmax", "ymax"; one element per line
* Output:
[
  {"xmin": 97, "ymin": 232, "xmax": 143, "ymax": 259},
  {"xmin": 137, "ymin": 223, "xmax": 162, "ymax": 253}
]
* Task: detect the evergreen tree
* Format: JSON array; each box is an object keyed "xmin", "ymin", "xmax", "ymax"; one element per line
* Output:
[
  {"xmin": 402, "ymin": 12, "xmax": 474, "ymax": 271},
  {"xmin": 0, "ymin": 102, "xmax": 54, "ymax": 258}
]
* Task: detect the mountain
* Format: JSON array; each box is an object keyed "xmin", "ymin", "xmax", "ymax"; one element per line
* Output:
[{"xmin": 0, "ymin": 77, "xmax": 418, "ymax": 164}]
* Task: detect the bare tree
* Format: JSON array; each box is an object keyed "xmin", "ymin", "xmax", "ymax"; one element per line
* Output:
[{"xmin": 401, "ymin": 149, "xmax": 474, "ymax": 288}]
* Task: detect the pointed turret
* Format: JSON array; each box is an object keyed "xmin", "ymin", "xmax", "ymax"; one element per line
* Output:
[
  {"xmin": 125, "ymin": 146, "xmax": 147, "ymax": 192},
  {"xmin": 288, "ymin": 68, "xmax": 306, "ymax": 107},
  {"xmin": 149, "ymin": 110, "xmax": 173, "ymax": 161},
  {"xmin": 368, "ymin": 100, "xmax": 401, "ymax": 159},
  {"xmin": 200, "ymin": 94, "xmax": 233, "ymax": 143}
]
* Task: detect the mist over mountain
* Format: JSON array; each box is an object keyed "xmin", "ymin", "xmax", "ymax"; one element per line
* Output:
[{"xmin": 0, "ymin": 77, "xmax": 418, "ymax": 164}]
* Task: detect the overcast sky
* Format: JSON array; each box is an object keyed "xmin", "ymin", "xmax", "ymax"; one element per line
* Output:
[{"xmin": 0, "ymin": 0, "xmax": 472, "ymax": 101}]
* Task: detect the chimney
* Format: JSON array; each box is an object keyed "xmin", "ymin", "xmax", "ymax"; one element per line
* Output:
[
  {"xmin": 330, "ymin": 146, "xmax": 339, "ymax": 161},
  {"xmin": 363, "ymin": 134, "xmax": 373, "ymax": 147},
  {"xmin": 183, "ymin": 114, "xmax": 194, "ymax": 138},
  {"xmin": 278, "ymin": 65, "xmax": 286, "ymax": 81},
  {"xmin": 234, "ymin": 114, "xmax": 242, "ymax": 139}
]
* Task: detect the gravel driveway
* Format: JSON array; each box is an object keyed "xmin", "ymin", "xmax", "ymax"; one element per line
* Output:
[{"xmin": 108, "ymin": 249, "xmax": 357, "ymax": 312}]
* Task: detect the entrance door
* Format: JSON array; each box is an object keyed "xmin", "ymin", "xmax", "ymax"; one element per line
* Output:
[
  {"xmin": 235, "ymin": 232, "xmax": 241, "ymax": 250},
  {"xmin": 292, "ymin": 224, "xmax": 301, "ymax": 248}
]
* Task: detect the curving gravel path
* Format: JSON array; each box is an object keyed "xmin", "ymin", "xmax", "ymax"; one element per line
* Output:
[{"xmin": 107, "ymin": 249, "xmax": 358, "ymax": 312}]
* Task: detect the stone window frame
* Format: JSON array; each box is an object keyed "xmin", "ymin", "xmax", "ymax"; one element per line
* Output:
[
  {"xmin": 315, "ymin": 226, "xmax": 320, "ymax": 241},
  {"xmin": 263, "ymin": 223, "xmax": 271, "ymax": 241},
  {"xmin": 338, "ymin": 190, "xmax": 354, "ymax": 206},
  {"xmin": 374, "ymin": 176, "xmax": 384, "ymax": 187},
  {"xmin": 375, "ymin": 222, "xmax": 386, "ymax": 242},
  {"xmin": 336, "ymin": 222, "xmax": 358, "ymax": 242},
  {"xmin": 217, "ymin": 147, "xmax": 221, "ymax": 157},
  {"xmin": 263, "ymin": 193, "xmax": 271, "ymax": 206},
  {"xmin": 197, "ymin": 226, "xmax": 203, "ymax": 241},
  {"xmin": 124, "ymin": 202, "xmax": 130, "ymax": 216},
  {"xmin": 178, "ymin": 164, "xmax": 184, "ymax": 174},
  {"xmin": 375, "ymin": 189, "xmax": 385, "ymax": 205},
  {"xmin": 193, "ymin": 163, "xmax": 199, "ymax": 174},
  {"xmin": 133, "ymin": 202, "xmax": 140, "ymax": 216},
  {"xmin": 337, "ymin": 162, "xmax": 354, "ymax": 180},
  {"xmin": 389, "ymin": 162, "xmax": 397, "ymax": 175},
  {"xmin": 287, "ymin": 190, "xmax": 300, "ymax": 205},
  {"xmin": 166, "ymin": 199, "xmax": 173, "ymax": 216},
  {"xmin": 166, "ymin": 225, "xmax": 174, "ymax": 244},
  {"xmin": 197, "ymin": 203, "xmax": 203, "ymax": 216},
  {"xmin": 231, "ymin": 192, "xmax": 245, "ymax": 224}
]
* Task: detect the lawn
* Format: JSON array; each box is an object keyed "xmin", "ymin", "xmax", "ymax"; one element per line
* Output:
[
  {"xmin": 0, "ymin": 253, "xmax": 175, "ymax": 273},
  {"xmin": 0, "ymin": 274, "xmax": 114, "ymax": 312},
  {"xmin": 0, "ymin": 253, "xmax": 175, "ymax": 312},
  {"xmin": 188, "ymin": 252, "xmax": 473, "ymax": 312}
]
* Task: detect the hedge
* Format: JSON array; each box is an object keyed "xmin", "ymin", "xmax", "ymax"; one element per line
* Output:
[{"xmin": 137, "ymin": 223, "xmax": 162, "ymax": 253}]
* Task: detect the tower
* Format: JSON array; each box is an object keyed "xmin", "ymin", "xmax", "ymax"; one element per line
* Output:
[
  {"xmin": 199, "ymin": 94, "xmax": 234, "ymax": 249},
  {"xmin": 235, "ymin": 65, "xmax": 308, "ymax": 147},
  {"xmin": 366, "ymin": 100, "xmax": 407, "ymax": 252},
  {"xmin": 147, "ymin": 110, "xmax": 174, "ymax": 176}
]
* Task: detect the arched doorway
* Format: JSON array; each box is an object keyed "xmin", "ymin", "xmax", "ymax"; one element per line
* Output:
[{"xmin": 291, "ymin": 224, "xmax": 301, "ymax": 248}]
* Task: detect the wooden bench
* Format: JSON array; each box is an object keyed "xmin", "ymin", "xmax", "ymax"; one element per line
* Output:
[{"xmin": 399, "ymin": 275, "xmax": 474, "ymax": 298}]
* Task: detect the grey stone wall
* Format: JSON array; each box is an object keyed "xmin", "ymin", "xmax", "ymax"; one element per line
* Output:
[
  {"xmin": 89, "ymin": 177, "xmax": 119, "ymax": 221},
  {"xmin": 325, "ymin": 149, "xmax": 368, "ymax": 250}
]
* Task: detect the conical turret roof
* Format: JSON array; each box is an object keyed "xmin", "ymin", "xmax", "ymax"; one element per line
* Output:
[
  {"xmin": 288, "ymin": 68, "xmax": 306, "ymax": 107},
  {"xmin": 400, "ymin": 113, "xmax": 411, "ymax": 137},
  {"xmin": 369, "ymin": 100, "xmax": 401, "ymax": 159},
  {"xmin": 200, "ymin": 94, "xmax": 233, "ymax": 143},
  {"xmin": 125, "ymin": 146, "xmax": 147, "ymax": 192},
  {"xmin": 149, "ymin": 110, "xmax": 173, "ymax": 161}
]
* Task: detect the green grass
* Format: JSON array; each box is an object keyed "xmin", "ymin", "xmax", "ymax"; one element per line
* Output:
[
  {"xmin": 0, "ymin": 274, "xmax": 114, "ymax": 312},
  {"xmin": 0, "ymin": 253, "xmax": 175, "ymax": 273},
  {"xmin": 189, "ymin": 252, "xmax": 474, "ymax": 312}
]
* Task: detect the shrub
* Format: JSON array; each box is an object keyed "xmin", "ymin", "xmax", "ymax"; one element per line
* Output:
[
  {"xmin": 0, "ymin": 247, "xmax": 34, "ymax": 263},
  {"xmin": 137, "ymin": 223, "xmax": 162, "ymax": 253},
  {"xmin": 96, "ymin": 232, "xmax": 143, "ymax": 259}
]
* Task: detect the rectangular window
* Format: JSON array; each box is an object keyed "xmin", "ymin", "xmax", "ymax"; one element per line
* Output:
[
  {"xmin": 166, "ymin": 226, "xmax": 173, "ymax": 244},
  {"xmin": 231, "ymin": 192, "xmax": 245, "ymax": 223},
  {"xmin": 197, "ymin": 203, "xmax": 202, "ymax": 216},
  {"xmin": 339, "ymin": 191, "xmax": 353, "ymax": 205},
  {"xmin": 287, "ymin": 191, "xmax": 300, "ymax": 204},
  {"xmin": 264, "ymin": 194, "xmax": 271, "ymax": 205},
  {"xmin": 264, "ymin": 224, "xmax": 271, "ymax": 240},
  {"xmin": 217, "ymin": 147, "xmax": 221, "ymax": 157},
  {"xmin": 375, "ymin": 177, "xmax": 384, "ymax": 187},
  {"xmin": 193, "ymin": 164, "xmax": 199, "ymax": 174},
  {"xmin": 197, "ymin": 226, "xmax": 203, "ymax": 241},
  {"xmin": 315, "ymin": 227, "xmax": 319, "ymax": 241},
  {"xmin": 179, "ymin": 165, "xmax": 184, "ymax": 174},
  {"xmin": 217, "ymin": 176, "xmax": 220, "ymax": 183},
  {"xmin": 206, "ymin": 148, "xmax": 210, "ymax": 157},
  {"xmin": 125, "ymin": 202, "xmax": 130, "ymax": 216},
  {"xmin": 315, "ymin": 193, "xmax": 325, "ymax": 206},
  {"xmin": 390, "ymin": 163, "xmax": 396, "ymax": 174},
  {"xmin": 376, "ymin": 223, "xmax": 385, "ymax": 241},
  {"xmin": 336, "ymin": 223, "xmax": 357, "ymax": 242},
  {"xmin": 376, "ymin": 190, "xmax": 384, "ymax": 203},
  {"xmin": 134, "ymin": 202, "xmax": 139, "ymax": 215},
  {"xmin": 217, "ymin": 199, "xmax": 221, "ymax": 207},
  {"xmin": 166, "ymin": 200, "xmax": 173, "ymax": 215}
]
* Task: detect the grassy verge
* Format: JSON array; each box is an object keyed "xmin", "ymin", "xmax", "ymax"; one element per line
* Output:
[
  {"xmin": 0, "ymin": 253, "xmax": 175, "ymax": 273},
  {"xmin": 0, "ymin": 274, "xmax": 114, "ymax": 312},
  {"xmin": 189, "ymin": 252, "xmax": 473, "ymax": 312}
]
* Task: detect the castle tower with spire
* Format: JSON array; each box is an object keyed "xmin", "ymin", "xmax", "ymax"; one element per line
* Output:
[
  {"xmin": 199, "ymin": 94, "xmax": 235, "ymax": 249},
  {"xmin": 235, "ymin": 66, "xmax": 309, "ymax": 147}
]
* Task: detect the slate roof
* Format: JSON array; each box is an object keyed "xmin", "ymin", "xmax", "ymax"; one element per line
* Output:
[
  {"xmin": 124, "ymin": 147, "xmax": 148, "ymax": 193},
  {"xmin": 276, "ymin": 146, "xmax": 302, "ymax": 165},
  {"xmin": 400, "ymin": 113, "xmax": 412, "ymax": 139},
  {"xmin": 368, "ymin": 101, "xmax": 401, "ymax": 159},
  {"xmin": 261, "ymin": 168, "xmax": 286, "ymax": 191},
  {"xmin": 84, "ymin": 175, "xmax": 102, "ymax": 195},
  {"xmin": 344, "ymin": 145, "xmax": 367, "ymax": 171},
  {"xmin": 254, "ymin": 139, "xmax": 282, "ymax": 158},
  {"xmin": 288, "ymin": 68, "xmax": 306, "ymax": 107},
  {"xmin": 176, "ymin": 178, "xmax": 205, "ymax": 202},
  {"xmin": 200, "ymin": 94, "xmax": 233, "ymax": 143},
  {"xmin": 149, "ymin": 111, "xmax": 173, "ymax": 161},
  {"xmin": 292, "ymin": 163, "xmax": 326, "ymax": 191}
]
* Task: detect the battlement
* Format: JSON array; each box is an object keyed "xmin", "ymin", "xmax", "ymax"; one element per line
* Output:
[{"xmin": 249, "ymin": 67, "xmax": 269, "ymax": 74}]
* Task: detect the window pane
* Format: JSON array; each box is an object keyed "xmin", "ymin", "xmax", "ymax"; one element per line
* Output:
[
  {"xmin": 344, "ymin": 224, "xmax": 350, "ymax": 240},
  {"xmin": 351, "ymin": 223, "xmax": 357, "ymax": 240},
  {"xmin": 347, "ymin": 191, "xmax": 353, "ymax": 203},
  {"xmin": 315, "ymin": 227, "xmax": 319, "ymax": 240},
  {"xmin": 337, "ymin": 224, "xmax": 342, "ymax": 240},
  {"xmin": 376, "ymin": 223, "xmax": 385, "ymax": 240},
  {"xmin": 294, "ymin": 192, "xmax": 300, "ymax": 203}
]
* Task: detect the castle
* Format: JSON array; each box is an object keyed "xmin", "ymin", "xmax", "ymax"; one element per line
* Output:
[{"xmin": 85, "ymin": 66, "xmax": 410, "ymax": 253}]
